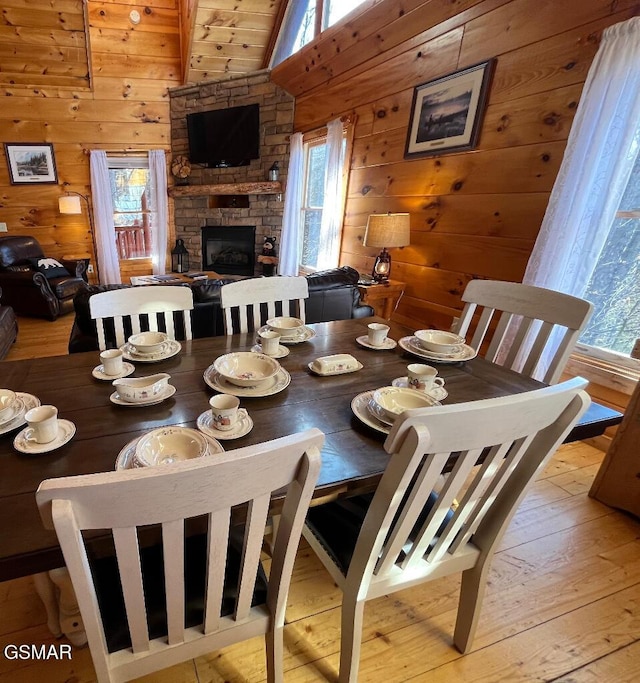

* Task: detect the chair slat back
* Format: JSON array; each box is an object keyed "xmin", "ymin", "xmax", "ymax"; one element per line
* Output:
[
  {"xmin": 89, "ymin": 286, "xmax": 194, "ymax": 350},
  {"xmin": 345, "ymin": 379, "xmax": 590, "ymax": 590},
  {"xmin": 37, "ymin": 429, "xmax": 323, "ymax": 683},
  {"xmin": 220, "ymin": 277, "xmax": 308, "ymax": 335},
  {"xmin": 453, "ymin": 280, "xmax": 593, "ymax": 383}
]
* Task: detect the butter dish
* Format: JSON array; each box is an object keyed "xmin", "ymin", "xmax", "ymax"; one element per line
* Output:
[{"xmin": 309, "ymin": 354, "xmax": 363, "ymax": 376}]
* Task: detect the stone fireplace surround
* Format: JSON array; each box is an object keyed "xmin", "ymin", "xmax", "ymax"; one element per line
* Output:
[{"xmin": 169, "ymin": 70, "xmax": 294, "ymax": 276}]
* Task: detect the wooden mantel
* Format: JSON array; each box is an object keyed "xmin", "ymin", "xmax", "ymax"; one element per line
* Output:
[{"xmin": 168, "ymin": 181, "xmax": 282, "ymax": 197}]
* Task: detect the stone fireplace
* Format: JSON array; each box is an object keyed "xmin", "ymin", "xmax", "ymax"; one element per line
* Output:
[
  {"xmin": 202, "ymin": 225, "xmax": 256, "ymax": 276},
  {"xmin": 169, "ymin": 71, "xmax": 294, "ymax": 276}
]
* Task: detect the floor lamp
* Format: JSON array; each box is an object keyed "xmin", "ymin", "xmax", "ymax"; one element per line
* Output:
[{"xmin": 58, "ymin": 192, "xmax": 100, "ymax": 282}]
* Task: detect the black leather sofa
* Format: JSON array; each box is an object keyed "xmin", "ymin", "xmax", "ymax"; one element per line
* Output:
[
  {"xmin": 0, "ymin": 286, "xmax": 18, "ymax": 360},
  {"xmin": 68, "ymin": 266, "xmax": 374, "ymax": 353}
]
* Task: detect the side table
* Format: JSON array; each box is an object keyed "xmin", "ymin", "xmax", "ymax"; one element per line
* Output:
[{"xmin": 357, "ymin": 280, "xmax": 405, "ymax": 319}]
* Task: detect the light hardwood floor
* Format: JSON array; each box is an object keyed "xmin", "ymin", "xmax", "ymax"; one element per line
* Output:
[{"xmin": 1, "ymin": 316, "xmax": 639, "ymax": 682}]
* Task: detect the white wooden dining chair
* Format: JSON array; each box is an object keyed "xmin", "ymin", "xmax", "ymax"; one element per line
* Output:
[
  {"xmin": 36, "ymin": 428, "xmax": 323, "ymax": 683},
  {"xmin": 303, "ymin": 378, "xmax": 589, "ymax": 682},
  {"xmin": 452, "ymin": 280, "xmax": 593, "ymax": 383},
  {"xmin": 220, "ymin": 276, "xmax": 308, "ymax": 334},
  {"xmin": 89, "ymin": 285, "xmax": 194, "ymax": 350}
]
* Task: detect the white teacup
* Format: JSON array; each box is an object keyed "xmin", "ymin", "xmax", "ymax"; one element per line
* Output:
[
  {"xmin": 209, "ymin": 394, "xmax": 240, "ymax": 431},
  {"xmin": 367, "ymin": 323, "xmax": 390, "ymax": 346},
  {"xmin": 407, "ymin": 364, "xmax": 445, "ymax": 393},
  {"xmin": 24, "ymin": 405, "xmax": 59, "ymax": 444},
  {"xmin": 258, "ymin": 329, "xmax": 281, "ymax": 356},
  {"xmin": 100, "ymin": 349, "xmax": 124, "ymax": 376}
]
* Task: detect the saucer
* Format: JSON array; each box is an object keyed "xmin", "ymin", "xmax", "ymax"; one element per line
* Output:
[
  {"xmin": 14, "ymin": 419, "xmax": 76, "ymax": 455},
  {"xmin": 121, "ymin": 339, "xmax": 181, "ymax": 363},
  {"xmin": 258, "ymin": 325, "xmax": 316, "ymax": 345},
  {"xmin": 109, "ymin": 384, "xmax": 176, "ymax": 406},
  {"xmin": 251, "ymin": 343, "xmax": 290, "ymax": 359},
  {"xmin": 115, "ymin": 433, "xmax": 224, "ymax": 470},
  {"xmin": 399, "ymin": 336, "xmax": 477, "ymax": 363},
  {"xmin": 351, "ymin": 391, "xmax": 389, "ymax": 435},
  {"xmin": 0, "ymin": 393, "xmax": 41, "ymax": 436},
  {"xmin": 204, "ymin": 365, "xmax": 291, "ymax": 397},
  {"xmin": 92, "ymin": 362, "xmax": 135, "ymax": 381},
  {"xmin": 391, "ymin": 377, "xmax": 448, "ymax": 401},
  {"xmin": 355, "ymin": 335, "xmax": 397, "ymax": 350},
  {"xmin": 197, "ymin": 408, "xmax": 253, "ymax": 440}
]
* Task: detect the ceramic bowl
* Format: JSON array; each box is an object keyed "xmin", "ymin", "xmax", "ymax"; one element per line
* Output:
[
  {"xmin": 0, "ymin": 389, "xmax": 17, "ymax": 422},
  {"xmin": 128, "ymin": 331, "xmax": 169, "ymax": 354},
  {"xmin": 372, "ymin": 386, "xmax": 440, "ymax": 423},
  {"xmin": 135, "ymin": 427, "xmax": 209, "ymax": 467},
  {"xmin": 112, "ymin": 373, "xmax": 171, "ymax": 402},
  {"xmin": 214, "ymin": 352, "xmax": 280, "ymax": 387},
  {"xmin": 414, "ymin": 329, "xmax": 465, "ymax": 353},
  {"xmin": 266, "ymin": 316, "xmax": 305, "ymax": 338}
]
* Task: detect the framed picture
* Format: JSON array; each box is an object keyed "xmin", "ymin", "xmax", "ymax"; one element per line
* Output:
[
  {"xmin": 4, "ymin": 143, "xmax": 58, "ymax": 184},
  {"xmin": 404, "ymin": 59, "xmax": 495, "ymax": 159}
]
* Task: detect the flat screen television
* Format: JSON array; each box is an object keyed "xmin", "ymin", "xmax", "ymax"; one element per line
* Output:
[{"xmin": 186, "ymin": 103, "xmax": 260, "ymax": 168}]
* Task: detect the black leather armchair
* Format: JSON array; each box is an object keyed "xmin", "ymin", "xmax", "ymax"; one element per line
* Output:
[
  {"xmin": 0, "ymin": 286, "xmax": 18, "ymax": 360},
  {"xmin": 0, "ymin": 235, "xmax": 87, "ymax": 321}
]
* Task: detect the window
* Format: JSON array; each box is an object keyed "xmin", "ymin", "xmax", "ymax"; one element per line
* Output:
[
  {"xmin": 108, "ymin": 157, "xmax": 152, "ymax": 261},
  {"xmin": 577, "ymin": 153, "xmax": 640, "ymax": 366},
  {"xmin": 272, "ymin": 0, "xmax": 368, "ymax": 66}
]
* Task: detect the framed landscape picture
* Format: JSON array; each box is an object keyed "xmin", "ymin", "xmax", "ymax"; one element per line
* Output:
[
  {"xmin": 404, "ymin": 59, "xmax": 495, "ymax": 159},
  {"xmin": 4, "ymin": 143, "xmax": 58, "ymax": 184}
]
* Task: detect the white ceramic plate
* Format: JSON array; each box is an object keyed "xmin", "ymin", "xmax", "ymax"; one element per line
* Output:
[
  {"xmin": 204, "ymin": 365, "xmax": 291, "ymax": 397},
  {"xmin": 0, "ymin": 397, "xmax": 24, "ymax": 428},
  {"xmin": 121, "ymin": 339, "xmax": 182, "ymax": 363},
  {"xmin": 399, "ymin": 336, "xmax": 477, "ymax": 363},
  {"xmin": 355, "ymin": 335, "xmax": 397, "ymax": 350},
  {"xmin": 197, "ymin": 408, "xmax": 253, "ymax": 440},
  {"xmin": 251, "ymin": 343, "xmax": 290, "ymax": 359},
  {"xmin": 0, "ymin": 393, "xmax": 41, "ymax": 436},
  {"xmin": 351, "ymin": 391, "xmax": 390, "ymax": 435},
  {"xmin": 14, "ymin": 419, "xmax": 76, "ymax": 455},
  {"xmin": 115, "ymin": 433, "xmax": 223, "ymax": 470},
  {"xmin": 367, "ymin": 399, "xmax": 394, "ymax": 426},
  {"xmin": 92, "ymin": 362, "xmax": 135, "ymax": 381},
  {"xmin": 109, "ymin": 384, "xmax": 176, "ymax": 407},
  {"xmin": 257, "ymin": 325, "xmax": 315, "ymax": 345},
  {"xmin": 308, "ymin": 360, "xmax": 363, "ymax": 376},
  {"xmin": 391, "ymin": 377, "xmax": 448, "ymax": 401}
]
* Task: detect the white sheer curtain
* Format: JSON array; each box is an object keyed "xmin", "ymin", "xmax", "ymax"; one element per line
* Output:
[
  {"xmin": 89, "ymin": 151, "xmax": 121, "ymax": 284},
  {"xmin": 148, "ymin": 150, "xmax": 168, "ymax": 275},
  {"xmin": 279, "ymin": 132, "xmax": 304, "ymax": 276},
  {"xmin": 510, "ymin": 17, "xmax": 640, "ymax": 378},
  {"xmin": 316, "ymin": 117, "xmax": 346, "ymax": 271}
]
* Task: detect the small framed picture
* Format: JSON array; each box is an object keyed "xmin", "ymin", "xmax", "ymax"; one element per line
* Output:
[
  {"xmin": 4, "ymin": 143, "xmax": 58, "ymax": 184},
  {"xmin": 404, "ymin": 59, "xmax": 496, "ymax": 159}
]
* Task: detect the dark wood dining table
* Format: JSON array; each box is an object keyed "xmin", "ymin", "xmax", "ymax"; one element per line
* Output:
[{"xmin": 0, "ymin": 317, "xmax": 622, "ymax": 583}]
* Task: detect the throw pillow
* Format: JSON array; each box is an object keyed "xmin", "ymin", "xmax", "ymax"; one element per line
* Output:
[{"xmin": 28, "ymin": 257, "xmax": 70, "ymax": 279}]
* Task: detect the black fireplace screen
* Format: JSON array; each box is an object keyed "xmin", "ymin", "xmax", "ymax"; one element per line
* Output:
[{"xmin": 202, "ymin": 225, "xmax": 255, "ymax": 276}]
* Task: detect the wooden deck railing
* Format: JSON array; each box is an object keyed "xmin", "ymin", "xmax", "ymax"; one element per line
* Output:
[{"xmin": 115, "ymin": 225, "xmax": 150, "ymax": 260}]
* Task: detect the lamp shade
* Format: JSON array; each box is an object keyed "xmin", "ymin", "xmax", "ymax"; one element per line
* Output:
[
  {"xmin": 58, "ymin": 195, "xmax": 83, "ymax": 215},
  {"xmin": 363, "ymin": 213, "xmax": 410, "ymax": 248}
]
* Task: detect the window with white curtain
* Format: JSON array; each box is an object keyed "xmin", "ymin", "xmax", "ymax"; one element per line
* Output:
[{"xmin": 108, "ymin": 156, "xmax": 152, "ymax": 261}]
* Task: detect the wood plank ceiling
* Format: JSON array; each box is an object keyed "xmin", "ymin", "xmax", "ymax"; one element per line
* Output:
[{"xmin": 182, "ymin": 0, "xmax": 285, "ymax": 84}]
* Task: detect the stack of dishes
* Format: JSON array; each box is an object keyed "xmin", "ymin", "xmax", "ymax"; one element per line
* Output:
[
  {"xmin": 398, "ymin": 329, "xmax": 477, "ymax": 363},
  {"xmin": 261, "ymin": 316, "xmax": 316, "ymax": 344},
  {"xmin": 115, "ymin": 426, "xmax": 224, "ymax": 470},
  {"xmin": 351, "ymin": 386, "xmax": 440, "ymax": 434},
  {"xmin": 204, "ymin": 351, "xmax": 291, "ymax": 397},
  {"xmin": 121, "ymin": 331, "xmax": 182, "ymax": 362},
  {"xmin": 110, "ymin": 373, "xmax": 176, "ymax": 406},
  {"xmin": 0, "ymin": 389, "xmax": 41, "ymax": 436}
]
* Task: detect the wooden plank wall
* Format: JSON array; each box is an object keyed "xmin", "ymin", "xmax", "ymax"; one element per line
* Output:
[
  {"xmin": 271, "ymin": 0, "xmax": 640, "ymax": 332},
  {"xmin": 0, "ymin": 0, "xmax": 181, "ymax": 281}
]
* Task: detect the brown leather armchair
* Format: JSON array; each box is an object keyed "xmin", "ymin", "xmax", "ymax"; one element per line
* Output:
[{"xmin": 0, "ymin": 235, "xmax": 87, "ymax": 321}]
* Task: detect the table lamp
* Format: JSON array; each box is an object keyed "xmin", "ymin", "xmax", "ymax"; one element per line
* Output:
[{"xmin": 363, "ymin": 213, "xmax": 410, "ymax": 282}]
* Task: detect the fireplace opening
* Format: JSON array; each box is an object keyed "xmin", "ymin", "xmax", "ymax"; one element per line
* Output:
[{"xmin": 202, "ymin": 225, "xmax": 255, "ymax": 276}]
